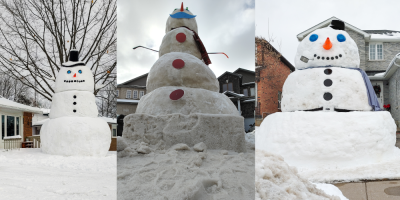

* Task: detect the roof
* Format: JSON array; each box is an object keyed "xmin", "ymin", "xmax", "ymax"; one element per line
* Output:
[
  {"xmin": 257, "ymin": 39, "xmax": 295, "ymax": 71},
  {"xmin": 233, "ymin": 68, "xmax": 255, "ymax": 74},
  {"xmin": 118, "ymin": 73, "xmax": 148, "ymax": 86},
  {"xmin": 32, "ymin": 118, "xmax": 50, "ymax": 126},
  {"xmin": 369, "ymin": 53, "xmax": 400, "ymax": 81},
  {"xmin": 364, "ymin": 30, "xmax": 400, "ymax": 34},
  {"xmin": 217, "ymin": 71, "xmax": 242, "ymax": 79},
  {"xmin": 117, "ymin": 99, "xmax": 140, "ymax": 104},
  {"xmin": 296, "ymin": 16, "xmax": 370, "ymax": 41},
  {"xmin": 0, "ymin": 98, "xmax": 43, "ymax": 114}
]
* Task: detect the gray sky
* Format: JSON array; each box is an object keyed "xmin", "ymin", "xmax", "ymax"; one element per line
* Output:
[
  {"xmin": 256, "ymin": 0, "xmax": 400, "ymax": 66},
  {"xmin": 117, "ymin": 0, "xmax": 255, "ymax": 84}
]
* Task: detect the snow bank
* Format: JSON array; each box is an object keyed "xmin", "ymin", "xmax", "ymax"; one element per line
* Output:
[
  {"xmin": 255, "ymin": 150, "xmax": 342, "ymax": 200},
  {"xmin": 41, "ymin": 116, "xmax": 111, "ymax": 156},
  {"xmin": 256, "ymin": 111, "xmax": 400, "ymax": 170},
  {"xmin": 159, "ymin": 28, "xmax": 202, "ymax": 59},
  {"xmin": 282, "ymin": 67, "xmax": 371, "ymax": 112},
  {"xmin": 0, "ymin": 148, "xmax": 116, "ymax": 199},
  {"xmin": 118, "ymin": 139, "xmax": 254, "ymax": 200},
  {"xmin": 147, "ymin": 52, "xmax": 219, "ymax": 93}
]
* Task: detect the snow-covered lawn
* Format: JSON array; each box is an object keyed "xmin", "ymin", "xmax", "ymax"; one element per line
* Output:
[{"xmin": 0, "ymin": 148, "xmax": 116, "ymax": 200}]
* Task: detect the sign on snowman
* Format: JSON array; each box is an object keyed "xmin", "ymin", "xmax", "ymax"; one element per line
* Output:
[
  {"xmin": 40, "ymin": 49, "xmax": 111, "ymax": 156},
  {"xmin": 282, "ymin": 20, "xmax": 381, "ymax": 112}
]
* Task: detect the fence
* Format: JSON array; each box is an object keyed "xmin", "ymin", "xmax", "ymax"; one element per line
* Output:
[
  {"xmin": 3, "ymin": 138, "xmax": 21, "ymax": 150},
  {"xmin": 27, "ymin": 135, "xmax": 41, "ymax": 148}
]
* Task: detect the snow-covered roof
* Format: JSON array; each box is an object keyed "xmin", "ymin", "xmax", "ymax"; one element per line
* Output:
[
  {"xmin": 243, "ymin": 99, "xmax": 256, "ymax": 103},
  {"xmin": 242, "ymin": 82, "xmax": 255, "ymax": 86},
  {"xmin": 369, "ymin": 53, "xmax": 400, "ymax": 81},
  {"xmin": 117, "ymin": 99, "xmax": 140, "ymax": 104},
  {"xmin": 369, "ymin": 32, "xmax": 400, "ymax": 42},
  {"xmin": 0, "ymin": 98, "xmax": 43, "ymax": 114},
  {"xmin": 223, "ymin": 91, "xmax": 245, "ymax": 97},
  {"xmin": 4, "ymin": 135, "xmax": 22, "ymax": 140},
  {"xmin": 32, "ymin": 118, "xmax": 50, "ymax": 126},
  {"xmin": 100, "ymin": 117, "xmax": 117, "ymax": 124}
]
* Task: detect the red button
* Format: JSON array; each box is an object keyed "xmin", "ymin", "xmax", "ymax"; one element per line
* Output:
[
  {"xmin": 176, "ymin": 33, "xmax": 186, "ymax": 43},
  {"xmin": 172, "ymin": 59, "xmax": 185, "ymax": 69},
  {"xmin": 170, "ymin": 89, "xmax": 184, "ymax": 100}
]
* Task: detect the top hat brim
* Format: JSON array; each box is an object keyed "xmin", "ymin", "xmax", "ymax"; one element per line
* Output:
[{"xmin": 62, "ymin": 61, "xmax": 85, "ymax": 67}]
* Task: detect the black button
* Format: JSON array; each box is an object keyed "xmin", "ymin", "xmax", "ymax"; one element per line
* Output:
[
  {"xmin": 324, "ymin": 79, "xmax": 333, "ymax": 87},
  {"xmin": 339, "ymin": 54, "xmax": 342, "ymax": 57},
  {"xmin": 317, "ymin": 56, "xmax": 320, "ymax": 59},
  {"xmin": 335, "ymin": 56, "xmax": 338, "ymax": 59},
  {"xmin": 73, "ymin": 102, "xmax": 76, "ymax": 105},
  {"xmin": 73, "ymin": 95, "xmax": 76, "ymax": 98},
  {"xmin": 331, "ymin": 57, "xmax": 334, "ymax": 60},
  {"xmin": 324, "ymin": 69, "xmax": 332, "ymax": 75},
  {"xmin": 73, "ymin": 109, "xmax": 76, "ymax": 113},
  {"xmin": 322, "ymin": 57, "xmax": 325, "ymax": 60},
  {"xmin": 324, "ymin": 93, "xmax": 332, "ymax": 101},
  {"xmin": 314, "ymin": 54, "xmax": 316, "ymax": 57},
  {"xmin": 327, "ymin": 57, "xmax": 330, "ymax": 60}
]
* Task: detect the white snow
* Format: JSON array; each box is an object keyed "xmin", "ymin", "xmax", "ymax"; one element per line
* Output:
[
  {"xmin": 374, "ymin": 72, "xmax": 386, "ymax": 76},
  {"xmin": 370, "ymin": 32, "xmax": 400, "ymax": 42},
  {"xmin": 256, "ymin": 111, "xmax": 400, "ymax": 175},
  {"xmin": 255, "ymin": 150, "xmax": 342, "ymax": 200},
  {"xmin": 3, "ymin": 135, "xmax": 22, "ymax": 139},
  {"xmin": 54, "ymin": 65, "xmax": 95, "ymax": 93},
  {"xmin": 0, "ymin": 148, "xmax": 116, "ymax": 199},
  {"xmin": 32, "ymin": 118, "xmax": 49, "ymax": 126},
  {"xmin": 159, "ymin": 28, "xmax": 202, "ymax": 60},
  {"xmin": 282, "ymin": 67, "xmax": 371, "ymax": 111},
  {"xmin": 314, "ymin": 183, "xmax": 349, "ymax": 200},
  {"xmin": 117, "ymin": 99, "xmax": 140, "ymax": 103},
  {"xmin": 0, "ymin": 97, "xmax": 42, "ymax": 113},
  {"xmin": 100, "ymin": 117, "xmax": 117, "ymax": 124},
  {"xmin": 146, "ymin": 52, "xmax": 219, "ymax": 93},
  {"xmin": 49, "ymin": 91, "xmax": 98, "ymax": 118},
  {"xmin": 295, "ymin": 27, "xmax": 360, "ymax": 69}
]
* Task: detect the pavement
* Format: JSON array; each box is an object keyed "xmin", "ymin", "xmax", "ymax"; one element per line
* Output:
[{"xmin": 334, "ymin": 180, "xmax": 400, "ymax": 200}]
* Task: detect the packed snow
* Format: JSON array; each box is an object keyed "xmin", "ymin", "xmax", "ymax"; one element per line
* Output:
[
  {"xmin": 255, "ymin": 150, "xmax": 346, "ymax": 200},
  {"xmin": 159, "ymin": 28, "xmax": 202, "ymax": 59},
  {"xmin": 0, "ymin": 148, "xmax": 116, "ymax": 199}
]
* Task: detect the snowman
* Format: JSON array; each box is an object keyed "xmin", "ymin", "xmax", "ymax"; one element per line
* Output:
[
  {"xmin": 40, "ymin": 49, "xmax": 111, "ymax": 156},
  {"xmin": 255, "ymin": 20, "xmax": 399, "ymax": 170},
  {"xmin": 282, "ymin": 20, "xmax": 380, "ymax": 112}
]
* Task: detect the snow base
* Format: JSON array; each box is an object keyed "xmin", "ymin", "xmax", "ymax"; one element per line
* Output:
[
  {"xmin": 123, "ymin": 113, "xmax": 246, "ymax": 152},
  {"xmin": 256, "ymin": 111, "xmax": 400, "ymax": 170},
  {"xmin": 41, "ymin": 117, "xmax": 111, "ymax": 156}
]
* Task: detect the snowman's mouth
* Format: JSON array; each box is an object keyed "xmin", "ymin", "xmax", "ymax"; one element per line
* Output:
[
  {"xmin": 64, "ymin": 80, "xmax": 85, "ymax": 83},
  {"xmin": 313, "ymin": 54, "xmax": 342, "ymax": 60}
]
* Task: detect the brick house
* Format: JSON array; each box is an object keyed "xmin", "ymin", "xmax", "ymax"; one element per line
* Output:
[
  {"xmin": 217, "ymin": 68, "xmax": 255, "ymax": 132},
  {"xmin": 255, "ymin": 38, "xmax": 295, "ymax": 126},
  {"xmin": 297, "ymin": 16, "xmax": 400, "ymax": 127},
  {"xmin": 0, "ymin": 97, "xmax": 42, "ymax": 149},
  {"xmin": 116, "ymin": 73, "xmax": 147, "ymax": 116}
]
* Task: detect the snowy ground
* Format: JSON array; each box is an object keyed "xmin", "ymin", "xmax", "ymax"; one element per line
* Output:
[
  {"xmin": 118, "ymin": 132, "xmax": 255, "ymax": 200},
  {"xmin": 0, "ymin": 148, "xmax": 116, "ymax": 200}
]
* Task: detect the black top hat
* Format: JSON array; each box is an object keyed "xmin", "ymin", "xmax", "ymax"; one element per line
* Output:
[
  {"xmin": 330, "ymin": 20, "xmax": 345, "ymax": 31},
  {"xmin": 62, "ymin": 49, "xmax": 85, "ymax": 67}
]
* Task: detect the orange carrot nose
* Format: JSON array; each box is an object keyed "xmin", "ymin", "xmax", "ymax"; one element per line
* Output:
[
  {"xmin": 180, "ymin": 2, "xmax": 184, "ymax": 11},
  {"xmin": 73, "ymin": 73, "xmax": 76, "ymax": 78},
  {"xmin": 323, "ymin": 37, "xmax": 332, "ymax": 50}
]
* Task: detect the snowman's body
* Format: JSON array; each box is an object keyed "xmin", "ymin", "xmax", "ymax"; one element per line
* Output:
[
  {"xmin": 256, "ymin": 21, "xmax": 400, "ymax": 170},
  {"xmin": 41, "ymin": 54, "xmax": 110, "ymax": 156}
]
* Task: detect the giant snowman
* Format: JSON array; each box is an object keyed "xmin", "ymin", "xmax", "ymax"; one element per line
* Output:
[
  {"xmin": 41, "ymin": 49, "xmax": 111, "ymax": 156},
  {"xmin": 256, "ymin": 20, "xmax": 400, "ymax": 170},
  {"xmin": 122, "ymin": 3, "xmax": 246, "ymax": 152}
]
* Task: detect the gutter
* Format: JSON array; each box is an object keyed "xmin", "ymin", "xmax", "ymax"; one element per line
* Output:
[{"xmin": 369, "ymin": 53, "xmax": 400, "ymax": 81}]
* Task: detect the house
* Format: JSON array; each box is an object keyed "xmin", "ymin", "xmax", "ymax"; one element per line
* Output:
[
  {"xmin": 116, "ymin": 73, "xmax": 147, "ymax": 116},
  {"xmin": 255, "ymin": 38, "xmax": 295, "ymax": 126},
  {"xmin": 297, "ymin": 16, "xmax": 400, "ymax": 128},
  {"xmin": 217, "ymin": 68, "xmax": 255, "ymax": 132},
  {"xmin": 0, "ymin": 97, "xmax": 42, "ymax": 149}
]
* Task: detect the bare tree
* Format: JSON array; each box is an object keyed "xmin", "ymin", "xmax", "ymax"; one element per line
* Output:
[
  {"xmin": 0, "ymin": 0, "xmax": 117, "ymax": 101},
  {"xmin": 96, "ymin": 83, "xmax": 116, "ymax": 118},
  {"xmin": 0, "ymin": 70, "xmax": 31, "ymax": 103}
]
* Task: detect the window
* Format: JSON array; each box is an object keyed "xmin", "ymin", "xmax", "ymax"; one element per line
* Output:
[
  {"xmin": 223, "ymin": 83, "xmax": 233, "ymax": 92},
  {"xmin": 2, "ymin": 115, "xmax": 21, "ymax": 138},
  {"xmin": 133, "ymin": 90, "xmax": 138, "ymax": 99},
  {"xmin": 139, "ymin": 91, "xmax": 144, "ymax": 98},
  {"xmin": 7, "ymin": 116, "xmax": 14, "ymax": 137},
  {"xmin": 278, "ymin": 91, "xmax": 282, "ymax": 110},
  {"xmin": 16, "ymin": 117, "xmax": 19, "ymax": 136},
  {"xmin": 250, "ymin": 88, "xmax": 255, "ymax": 96},
  {"xmin": 116, "ymin": 90, "xmax": 119, "ymax": 97},
  {"xmin": 112, "ymin": 124, "xmax": 117, "ymax": 138},
  {"xmin": 1, "ymin": 115, "xmax": 4, "ymax": 139},
  {"xmin": 126, "ymin": 90, "xmax": 131, "ymax": 99},
  {"xmin": 369, "ymin": 43, "xmax": 383, "ymax": 60},
  {"xmin": 243, "ymin": 89, "xmax": 248, "ymax": 96}
]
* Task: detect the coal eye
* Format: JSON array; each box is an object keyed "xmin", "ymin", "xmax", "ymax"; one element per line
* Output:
[
  {"xmin": 309, "ymin": 34, "xmax": 318, "ymax": 42},
  {"xmin": 67, "ymin": 70, "xmax": 71, "ymax": 74},
  {"xmin": 78, "ymin": 70, "xmax": 82, "ymax": 74},
  {"xmin": 337, "ymin": 34, "xmax": 346, "ymax": 42}
]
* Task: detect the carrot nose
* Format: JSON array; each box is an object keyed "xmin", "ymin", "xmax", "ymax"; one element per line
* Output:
[
  {"xmin": 323, "ymin": 37, "xmax": 332, "ymax": 50},
  {"xmin": 180, "ymin": 2, "xmax": 184, "ymax": 11},
  {"xmin": 73, "ymin": 73, "xmax": 76, "ymax": 78}
]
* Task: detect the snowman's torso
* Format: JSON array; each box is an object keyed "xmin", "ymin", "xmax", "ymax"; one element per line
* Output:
[
  {"xmin": 282, "ymin": 67, "xmax": 372, "ymax": 112},
  {"xmin": 49, "ymin": 91, "xmax": 98, "ymax": 119}
]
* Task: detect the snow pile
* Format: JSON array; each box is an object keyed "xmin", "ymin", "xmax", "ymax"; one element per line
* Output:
[
  {"xmin": 255, "ymin": 150, "xmax": 344, "ymax": 200},
  {"xmin": 256, "ymin": 111, "xmax": 400, "ymax": 171},
  {"xmin": 0, "ymin": 148, "xmax": 116, "ymax": 199},
  {"xmin": 371, "ymin": 32, "xmax": 400, "ymax": 40},
  {"xmin": 118, "ymin": 139, "xmax": 254, "ymax": 200},
  {"xmin": 282, "ymin": 67, "xmax": 371, "ymax": 111}
]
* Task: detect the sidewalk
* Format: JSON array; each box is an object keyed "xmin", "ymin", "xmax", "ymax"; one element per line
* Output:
[{"xmin": 334, "ymin": 180, "xmax": 400, "ymax": 200}]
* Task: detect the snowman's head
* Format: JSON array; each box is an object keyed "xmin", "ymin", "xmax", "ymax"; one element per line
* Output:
[
  {"xmin": 295, "ymin": 20, "xmax": 360, "ymax": 69},
  {"xmin": 54, "ymin": 50, "xmax": 94, "ymax": 93},
  {"xmin": 165, "ymin": 3, "xmax": 198, "ymax": 34}
]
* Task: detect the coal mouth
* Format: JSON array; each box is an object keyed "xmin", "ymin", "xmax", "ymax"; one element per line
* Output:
[
  {"xmin": 64, "ymin": 80, "xmax": 86, "ymax": 83},
  {"xmin": 313, "ymin": 54, "xmax": 342, "ymax": 61}
]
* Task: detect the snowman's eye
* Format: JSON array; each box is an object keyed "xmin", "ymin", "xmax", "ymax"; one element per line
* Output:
[
  {"xmin": 78, "ymin": 70, "xmax": 82, "ymax": 74},
  {"xmin": 309, "ymin": 34, "xmax": 318, "ymax": 42},
  {"xmin": 337, "ymin": 34, "xmax": 346, "ymax": 42},
  {"xmin": 67, "ymin": 70, "xmax": 71, "ymax": 74}
]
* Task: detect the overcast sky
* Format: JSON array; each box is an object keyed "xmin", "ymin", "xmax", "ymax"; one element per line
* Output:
[
  {"xmin": 117, "ymin": 0, "xmax": 255, "ymax": 84},
  {"xmin": 256, "ymin": 0, "xmax": 400, "ymax": 66}
]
